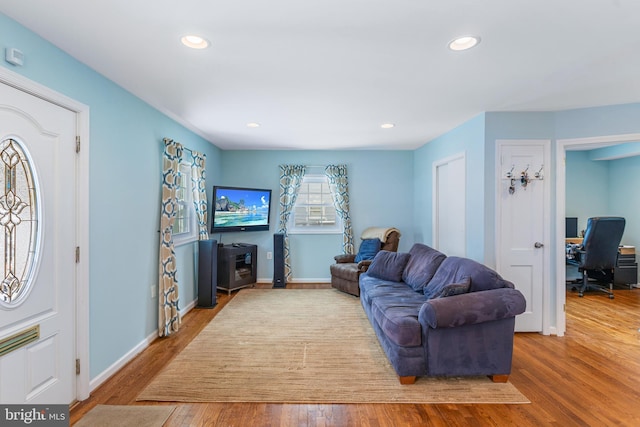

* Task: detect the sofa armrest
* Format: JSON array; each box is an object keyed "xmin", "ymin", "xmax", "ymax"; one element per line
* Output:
[
  {"xmin": 418, "ymin": 288, "xmax": 526, "ymax": 329},
  {"xmin": 334, "ymin": 254, "xmax": 356, "ymax": 263},
  {"xmin": 357, "ymin": 259, "xmax": 373, "ymax": 272}
]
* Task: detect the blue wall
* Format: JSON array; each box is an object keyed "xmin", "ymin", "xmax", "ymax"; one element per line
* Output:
[
  {"xmin": 413, "ymin": 114, "xmax": 486, "ymax": 261},
  {"xmin": 1, "ymin": 13, "xmax": 222, "ymax": 379},
  {"xmin": 555, "ymin": 103, "xmax": 640, "ymax": 139},
  {"xmin": 609, "ymin": 156, "xmax": 640, "ymax": 250},
  {"xmin": 567, "ymin": 151, "xmax": 640, "ymax": 250},
  {"xmin": 218, "ymin": 150, "xmax": 415, "ymax": 281},
  {"xmin": 565, "ymin": 151, "xmax": 611, "ymax": 233}
]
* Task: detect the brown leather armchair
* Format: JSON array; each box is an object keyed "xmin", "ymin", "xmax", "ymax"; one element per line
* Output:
[{"xmin": 330, "ymin": 227, "xmax": 401, "ymax": 296}]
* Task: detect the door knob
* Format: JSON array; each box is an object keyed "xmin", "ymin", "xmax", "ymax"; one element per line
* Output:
[{"xmin": 534, "ymin": 242, "xmax": 544, "ymax": 248}]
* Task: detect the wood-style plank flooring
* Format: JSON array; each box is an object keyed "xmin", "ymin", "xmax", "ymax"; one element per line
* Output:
[{"xmin": 70, "ymin": 283, "xmax": 640, "ymax": 426}]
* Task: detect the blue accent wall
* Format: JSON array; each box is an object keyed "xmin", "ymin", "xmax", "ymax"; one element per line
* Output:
[{"xmin": 218, "ymin": 150, "xmax": 415, "ymax": 280}]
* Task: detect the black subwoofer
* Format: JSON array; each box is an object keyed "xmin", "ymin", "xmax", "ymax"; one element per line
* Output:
[
  {"xmin": 273, "ymin": 233, "xmax": 286, "ymax": 288},
  {"xmin": 197, "ymin": 239, "xmax": 218, "ymax": 307}
]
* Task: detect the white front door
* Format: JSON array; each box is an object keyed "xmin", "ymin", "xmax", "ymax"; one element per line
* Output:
[
  {"xmin": 497, "ymin": 140, "xmax": 550, "ymax": 332},
  {"xmin": 0, "ymin": 81, "xmax": 77, "ymax": 403}
]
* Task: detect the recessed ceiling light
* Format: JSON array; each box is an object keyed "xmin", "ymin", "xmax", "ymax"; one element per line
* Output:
[
  {"xmin": 181, "ymin": 35, "xmax": 210, "ymax": 49},
  {"xmin": 448, "ymin": 35, "xmax": 480, "ymax": 51},
  {"xmin": 381, "ymin": 123, "xmax": 395, "ymax": 129},
  {"xmin": 246, "ymin": 122, "xmax": 260, "ymax": 128}
]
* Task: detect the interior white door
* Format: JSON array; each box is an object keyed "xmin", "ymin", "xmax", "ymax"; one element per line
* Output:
[
  {"xmin": 497, "ymin": 141, "xmax": 548, "ymax": 332},
  {"xmin": 434, "ymin": 154, "xmax": 466, "ymax": 257},
  {"xmin": 0, "ymin": 82, "xmax": 77, "ymax": 403}
]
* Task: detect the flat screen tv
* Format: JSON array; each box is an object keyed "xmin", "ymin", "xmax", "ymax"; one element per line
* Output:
[{"xmin": 211, "ymin": 186, "xmax": 272, "ymax": 233}]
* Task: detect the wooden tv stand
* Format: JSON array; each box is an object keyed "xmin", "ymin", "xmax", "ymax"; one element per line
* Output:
[{"xmin": 217, "ymin": 243, "xmax": 257, "ymax": 295}]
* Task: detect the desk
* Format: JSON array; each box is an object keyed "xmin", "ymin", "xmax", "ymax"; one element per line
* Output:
[
  {"xmin": 615, "ymin": 246, "xmax": 637, "ymax": 288},
  {"xmin": 565, "ymin": 243, "xmax": 638, "ymax": 287}
]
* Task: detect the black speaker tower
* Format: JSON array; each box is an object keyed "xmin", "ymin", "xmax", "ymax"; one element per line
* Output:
[
  {"xmin": 197, "ymin": 239, "xmax": 218, "ymax": 307},
  {"xmin": 273, "ymin": 233, "xmax": 286, "ymax": 288}
]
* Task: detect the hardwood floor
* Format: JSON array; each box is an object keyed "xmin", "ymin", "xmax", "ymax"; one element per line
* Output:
[{"xmin": 70, "ymin": 283, "xmax": 640, "ymax": 426}]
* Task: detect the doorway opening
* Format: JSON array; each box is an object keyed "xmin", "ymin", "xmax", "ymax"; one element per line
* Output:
[{"xmin": 555, "ymin": 133, "xmax": 640, "ymax": 336}]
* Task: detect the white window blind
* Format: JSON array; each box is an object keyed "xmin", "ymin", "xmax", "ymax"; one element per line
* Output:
[
  {"xmin": 288, "ymin": 174, "xmax": 342, "ymax": 234},
  {"xmin": 173, "ymin": 160, "xmax": 198, "ymax": 245}
]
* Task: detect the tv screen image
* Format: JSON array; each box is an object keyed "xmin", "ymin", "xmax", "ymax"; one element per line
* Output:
[{"xmin": 211, "ymin": 186, "xmax": 272, "ymax": 233}]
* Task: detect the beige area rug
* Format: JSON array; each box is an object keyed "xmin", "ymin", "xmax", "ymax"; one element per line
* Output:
[
  {"xmin": 74, "ymin": 405, "xmax": 176, "ymax": 427},
  {"xmin": 138, "ymin": 289, "xmax": 529, "ymax": 404}
]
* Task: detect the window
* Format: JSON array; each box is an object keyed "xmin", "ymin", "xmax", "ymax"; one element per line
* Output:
[
  {"xmin": 173, "ymin": 160, "xmax": 197, "ymax": 245},
  {"xmin": 288, "ymin": 174, "xmax": 342, "ymax": 234}
]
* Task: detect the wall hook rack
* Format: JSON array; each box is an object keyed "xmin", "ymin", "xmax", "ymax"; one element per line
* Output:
[
  {"xmin": 534, "ymin": 164, "xmax": 544, "ymax": 179},
  {"xmin": 502, "ymin": 163, "xmax": 543, "ymax": 195}
]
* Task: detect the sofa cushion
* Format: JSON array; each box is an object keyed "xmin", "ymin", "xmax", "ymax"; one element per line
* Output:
[
  {"xmin": 359, "ymin": 273, "xmax": 414, "ymax": 306},
  {"xmin": 401, "ymin": 244, "xmax": 446, "ymax": 291},
  {"xmin": 367, "ymin": 251, "xmax": 411, "ymax": 282},
  {"xmin": 423, "ymin": 256, "xmax": 514, "ymax": 300},
  {"xmin": 355, "ymin": 238, "xmax": 381, "ymax": 262},
  {"xmin": 434, "ymin": 277, "xmax": 471, "ymax": 298},
  {"xmin": 371, "ymin": 296, "xmax": 426, "ymax": 347}
]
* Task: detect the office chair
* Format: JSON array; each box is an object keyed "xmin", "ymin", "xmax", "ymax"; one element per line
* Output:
[{"xmin": 575, "ymin": 217, "xmax": 625, "ymax": 299}]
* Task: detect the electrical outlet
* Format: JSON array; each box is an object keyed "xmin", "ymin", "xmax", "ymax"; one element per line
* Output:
[
  {"xmin": 267, "ymin": 251, "xmax": 273, "ymax": 260},
  {"xmin": 151, "ymin": 285, "xmax": 156, "ymax": 299}
]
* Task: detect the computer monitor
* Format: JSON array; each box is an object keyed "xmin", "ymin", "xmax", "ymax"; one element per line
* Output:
[{"xmin": 565, "ymin": 217, "xmax": 578, "ymax": 238}]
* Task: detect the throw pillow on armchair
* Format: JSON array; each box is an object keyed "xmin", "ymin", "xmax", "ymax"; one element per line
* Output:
[{"xmin": 355, "ymin": 238, "xmax": 381, "ymax": 262}]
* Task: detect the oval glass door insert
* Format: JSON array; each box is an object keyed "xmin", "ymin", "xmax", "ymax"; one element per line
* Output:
[{"xmin": 0, "ymin": 138, "xmax": 40, "ymax": 306}]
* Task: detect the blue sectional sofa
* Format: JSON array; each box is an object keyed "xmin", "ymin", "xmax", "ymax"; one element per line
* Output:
[{"xmin": 359, "ymin": 243, "xmax": 526, "ymax": 384}]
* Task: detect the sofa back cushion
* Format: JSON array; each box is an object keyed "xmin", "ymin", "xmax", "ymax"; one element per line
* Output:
[
  {"xmin": 423, "ymin": 256, "xmax": 514, "ymax": 300},
  {"xmin": 401, "ymin": 244, "xmax": 447, "ymax": 291},
  {"xmin": 367, "ymin": 251, "xmax": 411, "ymax": 282}
]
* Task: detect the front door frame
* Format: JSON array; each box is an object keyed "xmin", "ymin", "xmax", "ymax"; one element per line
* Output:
[
  {"xmin": 555, "ymin": 132, "xmax": 640, "ymax": 337},
  {"xmin": 0, "ymin": 66, "xmax": 90, "ymax": 401}
]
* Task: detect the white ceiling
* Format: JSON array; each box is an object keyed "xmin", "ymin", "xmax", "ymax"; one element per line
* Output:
[{"xmin": 2, "ymin": 1, "xmax": 640, "ymax": 150}]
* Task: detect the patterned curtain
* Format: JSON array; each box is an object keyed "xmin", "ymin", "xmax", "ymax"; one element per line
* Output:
[
  {"xmin": 325, "ymin": 164, "xmax": 354, "ymax": 255},
  {"xmin": 277, "ymin": 165, "xmax": 306, "ymax": 281},
  {"xmin": 190, "ymin": 150, "xmax": 208, "ymax": 240},
  {"xmin": 158, "ymin": 138, "xmax": 182, "ymax": 337}
]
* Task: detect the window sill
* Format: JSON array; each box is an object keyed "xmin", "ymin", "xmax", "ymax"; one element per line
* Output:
[
  {"xmin": 287, "ymin": 229, "xmax": 342, "ymax": 235},
  {"xmin": 173, "ymin": 234, "xmax": 198, "ymax": 247}
]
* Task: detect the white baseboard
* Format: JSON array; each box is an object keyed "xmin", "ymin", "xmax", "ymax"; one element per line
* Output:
[
  {"xmin": 181, "ymin": 298, "xmax": 197, "ymax": 314},
  {"xmin": 89, "ymin": 298, "xmax": 198, "ymax": 392},
  {"xmin": 89, "ymin": 329, "xmax": 158, "ymax": 392}
]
